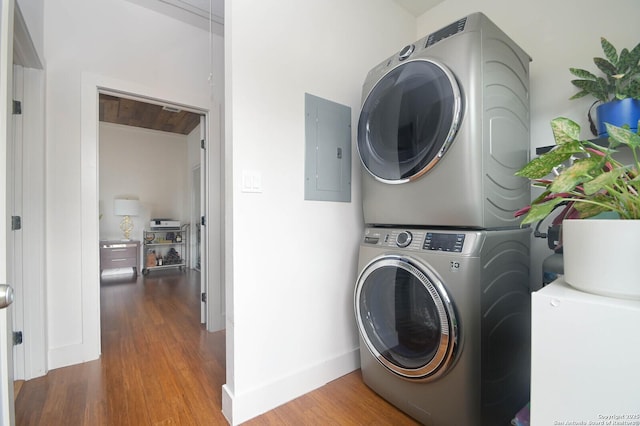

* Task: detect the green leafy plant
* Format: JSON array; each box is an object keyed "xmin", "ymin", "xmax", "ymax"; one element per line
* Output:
[
  {"xmin": 569, "ymin": 37, "xmax": 640, "ymax": 102},
  {"xmin": 515, "ymin": 117, "xmax": 640, "ymax": 225}
]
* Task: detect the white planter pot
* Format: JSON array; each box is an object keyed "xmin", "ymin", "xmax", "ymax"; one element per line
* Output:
[{"xmin": 563, "ymin": 219, "xmax": 640, "ymax": 300}]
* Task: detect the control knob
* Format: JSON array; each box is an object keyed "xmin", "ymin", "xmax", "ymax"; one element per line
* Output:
[
  {"xmin": 396, "ymin": 231, "xmax": 413, "ymax": 248},
  {"xmin": 398, "ymin": 44, "xmax": 415, "ymax": 61}
]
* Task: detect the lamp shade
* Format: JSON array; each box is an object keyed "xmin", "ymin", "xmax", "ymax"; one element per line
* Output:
[{"xmin": 113, "ymin": 199, "xmax": 140, "ymax": 216}]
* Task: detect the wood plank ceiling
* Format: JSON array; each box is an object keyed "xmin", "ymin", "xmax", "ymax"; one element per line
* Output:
[{"xmin": 99, "ymin": 94, "xmax": 201, "ymax": 135}]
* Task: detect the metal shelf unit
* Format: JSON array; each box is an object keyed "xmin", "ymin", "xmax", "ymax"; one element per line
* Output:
[{"xmin": 142, "ymin": 228, "xmax": 187, "ymax": 275}]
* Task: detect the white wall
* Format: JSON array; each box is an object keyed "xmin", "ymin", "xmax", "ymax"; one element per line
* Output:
[
  {"xmin": 416, "ymin": 0, "xmax": 640, "ymax": 288},
  {"xmin": 223, "ymin": 0, "xmax": 415, "ymax": 423},
  {"xmin": 98, "ymin": 122, "xmax": 190, "ymax": 242},
  {"xmin": 43, "ymin": 0, "xmax": 222, "ymax": 368}
]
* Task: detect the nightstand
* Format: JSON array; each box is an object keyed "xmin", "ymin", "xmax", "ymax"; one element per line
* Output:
[{"xmin": 100, "ymin": 240, "xmax": 140, "ymax": 276}]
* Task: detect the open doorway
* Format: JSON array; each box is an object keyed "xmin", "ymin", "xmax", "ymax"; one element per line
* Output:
[{"xmin": 97, "ymin": 93, "xmax": 208, "ymax": 323}]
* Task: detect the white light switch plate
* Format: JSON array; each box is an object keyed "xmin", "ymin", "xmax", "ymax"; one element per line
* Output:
[{"xmin": 241, "ymin": 170, "xmax": 262, "ymax": 193}]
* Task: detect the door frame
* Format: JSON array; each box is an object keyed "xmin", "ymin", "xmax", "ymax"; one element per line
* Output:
[
  {"xmin": 0, "ymin": 0, "xmax": 17, "ymax": 421},
  {"xmin": 79, "ymin": 73, "xmax": 224, "ymax": 364}
]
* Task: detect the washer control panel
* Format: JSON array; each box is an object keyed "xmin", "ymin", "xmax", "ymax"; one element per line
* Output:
[{"xmin": 363, "ymin": 228, "xmax": 467, "ymax": 253}]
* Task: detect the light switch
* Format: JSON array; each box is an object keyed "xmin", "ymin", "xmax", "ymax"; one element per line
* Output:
[{"xmin": 241, "ymin": 170, "xmax": 262, "ymax": 193}]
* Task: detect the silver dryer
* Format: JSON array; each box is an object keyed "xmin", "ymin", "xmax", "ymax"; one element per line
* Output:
[{"xmin": 357, "ymin": 13, "xmax": 531, "ymax": 229}]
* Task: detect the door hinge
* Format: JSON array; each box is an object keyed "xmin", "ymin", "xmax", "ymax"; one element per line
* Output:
[
  {"xmin": 201, "ymin": 216, "xmax": 206, "ymax": 226},
  {"xmin": 13, "ymin": 100, "xmax": 22, "ymax": 115},
  {"xmin": 201, "ymin": 139, "xmax": 206, "ymax": 150},
  {"xmin": 11, "ymin": 216, "xmax": 22, "ymax": 230},
  {"xmin": 201, "ymin": 293, "xmax": 207, "ymax": 303},
  {"xmin": 13, "ymin": 331, "xmax": 23, "ymax": 346}
]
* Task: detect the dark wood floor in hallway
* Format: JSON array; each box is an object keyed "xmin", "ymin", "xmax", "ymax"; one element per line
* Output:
[{"xmin": 14, "ymin": 269, "xmax": 418, "ymax": 425}]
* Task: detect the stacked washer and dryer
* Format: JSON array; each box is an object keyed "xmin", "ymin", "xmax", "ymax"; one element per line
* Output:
[{"xmin": 354, "ymin": 13, "xmax": 532, "ymax": 425}]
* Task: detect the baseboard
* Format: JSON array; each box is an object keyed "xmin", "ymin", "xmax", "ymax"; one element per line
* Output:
[
  {"xmin": 48, "ymin": 343, "xmax": 100, "ymax": 370},
  {"xmin": 221, "ymin": 384, "xmax": 234, "ymax": 425},
  {"xmin": 222, "ymin": 348, "xmax": 360, "ymax": 425}
]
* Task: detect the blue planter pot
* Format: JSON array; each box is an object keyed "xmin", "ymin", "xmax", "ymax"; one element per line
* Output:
[{"xmin": 596, "ymin": 98, "xmax": 640, "ymax": 137}]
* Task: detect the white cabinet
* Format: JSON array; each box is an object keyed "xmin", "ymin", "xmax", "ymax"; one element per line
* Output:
[{"xmin": 531, "ymin": 279, "xmax": 640, "ymax": 424}]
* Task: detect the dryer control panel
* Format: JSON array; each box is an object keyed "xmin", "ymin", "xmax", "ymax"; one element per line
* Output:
[{"xmin": 423, "ymin": 232, "xmax": 465, "ymax": 252}]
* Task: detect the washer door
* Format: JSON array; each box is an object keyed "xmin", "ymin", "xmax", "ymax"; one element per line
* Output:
[
  {"xmin": 357, "ymin": 59, "xmax": 462, "ymax": 183},
  {"xmin": 355, "ymin": 255, "xmax": 459, "ymax": 381}
]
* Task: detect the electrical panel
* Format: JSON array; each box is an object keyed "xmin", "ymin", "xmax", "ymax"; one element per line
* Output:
[{"xmin": 304, "ymin": 93, "xmax": 351, "ymax": 202}]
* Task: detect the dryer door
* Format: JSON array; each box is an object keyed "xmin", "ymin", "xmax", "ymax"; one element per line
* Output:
[
  {"xmin": 355, "ymin": 255, "xmax": 459, "ymax": 381},
  {"xmin": 357, "ymin": 59, "xmax": 462, "ymax": 183}
]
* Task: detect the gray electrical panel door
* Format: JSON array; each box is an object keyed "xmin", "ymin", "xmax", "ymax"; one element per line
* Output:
[{"xmin": 304, "ymin": 93, "xmax": 351, "ymax": 202}]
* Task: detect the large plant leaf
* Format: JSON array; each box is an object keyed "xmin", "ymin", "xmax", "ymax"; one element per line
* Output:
[
  {"xmin": 615, "ymin": 69, "xmax": 640, "ymax": 98},
  {"xmin": 551, "ymin": 117, "xmax": 581, "ymax": 143},
  {"xmin": 624, "ymin": 79, "xmax": 640, "ymax": 99},
  {"xmin": 597, "ymin": 76, "xmax": 613, "ymax": 91},
  {"xmin": 516, "ymin": 139, "xmax": 584, "ymax": 179},
  {"xmin": 515, "ymin": 149, "xmax": 573, "ymax": 179},
  {"xmin": 617, "ymin": 68, "xmax": 633, "ymax": 82},
  {"xmin": 569, "ymin": 68, "xmax": 598, "ymax": 80},
  {"xmin": 601, "ymin": 37, "xmax": 618, "ymax": 64},
  {"xmin": 621, "ymin": 75, "xmax": 640, "ymax": 99},
  {"xmin": 582, "ymin": 166, "xmax": 629, "ymax": 195},
  {"xmin": 549, "ymin": 156, "xmax": 602, "ymax": 193},
  {"xmin": 520, "ymin": 197, "xmax": 568, "ymax": 225},
  {"xmin": 594, "ymin": 57, "xmax": 617, "ymax": 76},
  {"xmin": 618, "ymin": 48, "xmax": 632, "ymax": 73},
  {"xmin": 570, "ymin": 79, "xmax": 599, "ymax": 89},
  {"xmin": 628, "ymin": 43, "xmax": 640, "ymax": 67},
  {"xmin": 625, "ymin": 42, "xmax": 640, "ymax": 72},
  {"xmin": 530, "ymin": 189, "xmax": 553, "ymax": 205},
  {"xmin": 570, "ymin": 79, "xmax": 608, "ymax": 102},
  {"xmin": 573, "ymin": 197, "xmax": 610, "ymax": 218},
  {"xmin": 569, "ymin": 90, "xmax": 590, "ymax": 100},
  {"xmin": 606, "ymin": 123, "xmax": 640, "ymax": 148},
  {"xmin": 629, "ymin": 70, "xmax": 640, "ymax": 85}
]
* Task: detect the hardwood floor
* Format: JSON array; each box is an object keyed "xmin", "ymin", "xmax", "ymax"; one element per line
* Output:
[{"xmin": 14, "ymin": 269, "xmax": 418, "ymax": 425}]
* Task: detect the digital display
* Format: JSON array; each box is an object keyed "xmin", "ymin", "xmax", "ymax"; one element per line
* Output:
[{"xmin": 423, "ymin": 233, "xmax": 465, "ymax": 252}]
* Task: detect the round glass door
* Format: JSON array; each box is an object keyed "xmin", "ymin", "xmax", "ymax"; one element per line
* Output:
[
  {"xmin": 355, "ymin": 255, "xmax": 459, "ymax": 381},
  {"xmin": 357, "ymin": 59, "xmax": 462, "ymax": 183}
]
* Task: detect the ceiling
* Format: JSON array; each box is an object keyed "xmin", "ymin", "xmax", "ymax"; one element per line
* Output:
[
  {"xmin": 393, "ymin": 0, "xmax": 444, "ymax": 16},
  {"xmin": 99, "ymin": 94, "xmax": 202, "ymax": 135}
]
